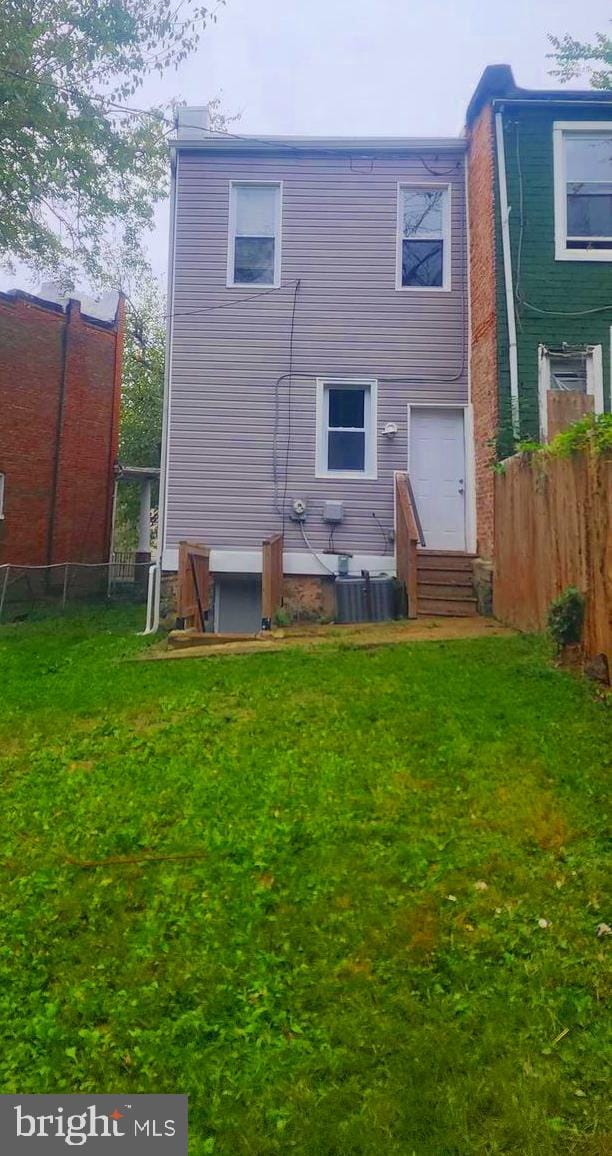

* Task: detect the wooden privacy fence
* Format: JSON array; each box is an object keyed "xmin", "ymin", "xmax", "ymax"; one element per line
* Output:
[
  {"xmin": 261, "ymin": 532, "xmax": 284, "ymax": 629},
  {"xmin": 494, "ymin": 449, "xmax": 611, "ymax": 666}
]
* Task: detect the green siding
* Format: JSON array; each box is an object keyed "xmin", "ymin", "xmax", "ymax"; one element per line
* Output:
[{"xmin": 495, "ymin": 105, "xmax": 612, "ymax": 449}]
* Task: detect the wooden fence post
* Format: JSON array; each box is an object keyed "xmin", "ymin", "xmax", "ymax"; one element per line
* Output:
[{"xmin": 261, "ymin": 532, "xmax": 284, "ymax": 629}]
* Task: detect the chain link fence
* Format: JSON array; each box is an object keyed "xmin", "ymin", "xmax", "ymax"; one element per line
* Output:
[{"xmin": 0, "ymin": 554, "xmax": 149, "ymax": 623}]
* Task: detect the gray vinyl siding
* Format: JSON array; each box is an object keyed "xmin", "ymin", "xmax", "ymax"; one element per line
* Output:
[{"xmin": 166, "ymin": 147, "xmax": 468, "ymax": 557}]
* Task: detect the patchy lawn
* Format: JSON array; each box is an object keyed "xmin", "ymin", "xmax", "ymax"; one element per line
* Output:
[{"xmin": 0, "ymin": 607, "xmax": 609, "ymax": 1155}]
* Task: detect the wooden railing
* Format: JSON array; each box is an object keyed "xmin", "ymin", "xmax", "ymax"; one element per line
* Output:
[
  {"xmin": 177, "ymin": 541, "xmax": 211, "ymax": 631},
  {"xmin": 395, "ymin": 472, "xmax": 424, "ymax": 619},
  {"xmin": 261, "ymin": 532, "xmax": 284, "ymax": 629}
]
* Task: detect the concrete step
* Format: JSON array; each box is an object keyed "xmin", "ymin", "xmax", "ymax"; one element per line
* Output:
[{"xmin": 418, "ymin": 596, "xmax": 479, "ymax": 617}]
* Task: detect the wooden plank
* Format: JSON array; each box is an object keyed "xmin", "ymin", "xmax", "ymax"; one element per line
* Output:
[
  {"xmin": 494, "ymin": 448, "xmax": 610, "ymax": 673},
  {"xmin": 418, "ymin": 597, "xmax": 478, "ymax": 617},
  {"xmin": 417, "ymin": 569, "xmax": 474, "ymax": 587},
  {"xmin": 176, "ymin": 540, "xmax": 211, "ymax": 632},
  {"xmin": 547, "ymin": 391, "xmax": 594, "ymax": 441},
  {"xmin": 261, "ymin": 532, "xmax": 283, "ymax": 629},
  {"xmin": 395, "ymin": 472, "xmax": 419, "ymax": 618}
]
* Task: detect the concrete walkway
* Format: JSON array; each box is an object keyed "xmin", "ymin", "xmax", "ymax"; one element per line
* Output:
[{"xmin": 144, "ymin": 616, "xmax": 515, "ymax": 661}]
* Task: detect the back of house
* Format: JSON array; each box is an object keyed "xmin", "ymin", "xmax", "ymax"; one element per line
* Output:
[{"xmin": 161, "ymin": 114, "xmax": 473, "ymax": 629}]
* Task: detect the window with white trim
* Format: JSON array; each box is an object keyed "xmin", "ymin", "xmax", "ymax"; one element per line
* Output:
[
  {"xmin": 228, "ymin": 182, "xmax": 281, "ymax": 286},
  {"xmin": 315, "ymin": 380, "xmax": 377, "ymax": 478},
  {"xmin": 554, "ymin": 124, "xmax": 612, "ymax": 260},
  {"xmin": 397, "ymin": 185, "xmax": 450, "ymax": 289}
]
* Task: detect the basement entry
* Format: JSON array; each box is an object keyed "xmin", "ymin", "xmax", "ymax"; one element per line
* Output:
[
  {"xmin": 409, "ymin": 407, "xmax": 466, "ymax": 551},
  {"xmin": 214, "ymin": 575, "xmax": 262, "ymax": 634}
]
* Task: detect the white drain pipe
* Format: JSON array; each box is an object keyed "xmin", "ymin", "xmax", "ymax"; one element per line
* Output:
[{"xmin": 495, "ymin": 109, "xmax": 520, "ymax": 439}]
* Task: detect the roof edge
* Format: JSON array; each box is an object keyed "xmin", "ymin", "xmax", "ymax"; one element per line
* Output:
[
  {"xmin": 169, "ymin": 133, "xmax": 466, "ymax": 154},
  {"xmin": 466, "ymin": 63, "xmax": 612, "ymax": 126}
]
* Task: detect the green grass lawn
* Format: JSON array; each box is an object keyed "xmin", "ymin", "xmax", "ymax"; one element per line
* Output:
[{"xmin": 0, "ymin": 607, "xmax": 609, "ymax": 1155}]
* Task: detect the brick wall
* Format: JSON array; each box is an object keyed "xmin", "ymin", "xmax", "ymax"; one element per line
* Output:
[
  {"xmin": 0, "ymin": 292, "xmax": 124, "ymax": 567},
  {"xmin": 467, "ymin": 104, "xmax": 498, "ymax": 560}
]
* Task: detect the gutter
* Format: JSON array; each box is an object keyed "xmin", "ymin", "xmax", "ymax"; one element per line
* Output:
[
  {"xmin": 494, "ymin": 110, "xmax": 520, "ymax": 438},
  {"xmin": 143, "ymin": 150, "xmax": 178, "ymax": 634}
]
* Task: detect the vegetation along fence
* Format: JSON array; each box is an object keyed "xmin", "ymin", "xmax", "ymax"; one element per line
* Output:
[
  {"xmin": 0, "ymin": 555, "xmax": 147, "ymax": 623},
  {"xmin": 494, "ymin": 445, "xmax": 611, "ymax": 670}
]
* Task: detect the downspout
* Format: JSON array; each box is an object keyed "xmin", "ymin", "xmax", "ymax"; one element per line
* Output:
[
  {"xmin": 142, "ymin": 147, "xmax": 178, "ymax": 633},
  {"xmin": 46, "ymin": 300, "xmax": 73, "ymax": 572},
  {"xmin": 494, "ymin": 109, "xmax": 520, "ymax": 439},
  {"xmin": 104, "ymin": 293, "xmax": 126, "ymax": 563}
]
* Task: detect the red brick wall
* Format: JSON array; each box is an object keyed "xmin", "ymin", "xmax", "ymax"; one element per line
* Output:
[
  {"xmin": 0, "ymin": 293, "xmax": 124, "ymax": 567},
  {"xmin": 467, "ymin": 105, "xmax": 498, "ymax": 560}
]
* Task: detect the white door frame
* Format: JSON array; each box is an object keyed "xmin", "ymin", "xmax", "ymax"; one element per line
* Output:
[{"xmin": 406, "ymin": 402, "xmax": 476, "ymax": 554}]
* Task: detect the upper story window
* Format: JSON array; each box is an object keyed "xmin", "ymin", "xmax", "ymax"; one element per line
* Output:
[
  {"xmin": 553, "ymin": 123, "xmax": 612, "ymax": 261},
  {"xmin": 397, "ymin": 184, "xmax": 451, "ymax": 290},
  {"xmin": 315, "ymin": 379, "xmax": 377, "ymax": 479},
  {"xmin": 227, "ymin": 182, "xmax": 281, "ymax": 287}
]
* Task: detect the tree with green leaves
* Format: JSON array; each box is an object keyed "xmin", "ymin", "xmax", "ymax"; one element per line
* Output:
[
  {"xmin": 0, "ymin": 1, "xmax": 222, "ymax": 283},
  {"xmin": 548, "ymin": 24, "xmax": 612, "ymax": 89},
  {"xmin": 114, "ymin": 279, "xmax": 166, "ymax": 545}
]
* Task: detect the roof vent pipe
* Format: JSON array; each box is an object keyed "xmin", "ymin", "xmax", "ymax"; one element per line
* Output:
[{"xmin": 176, "ymin": 106, "xmax": 209, "ymax": 139}]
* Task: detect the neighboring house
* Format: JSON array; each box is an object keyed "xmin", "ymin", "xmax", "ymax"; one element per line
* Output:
[
  {"xmin": 161, "ymin": 111, "xmax": 474, "ymax": 628},
  {"xmin": 0, "ymin": 288, "xmax": 124, "ymax": 572},
  {"xmin": 466, "ymin": 66, "xmax": 612, "ymax": 559}
]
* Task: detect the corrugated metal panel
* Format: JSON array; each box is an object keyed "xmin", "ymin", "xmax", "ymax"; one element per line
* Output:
[{"xmin": 166, "ymin": 149, "xmax": 469, "ymax": 556}]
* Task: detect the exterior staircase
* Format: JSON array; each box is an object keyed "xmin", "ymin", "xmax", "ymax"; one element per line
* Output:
[{"xmin": 417, "ymin": 550, "xmax": 478, "ymax": 617}]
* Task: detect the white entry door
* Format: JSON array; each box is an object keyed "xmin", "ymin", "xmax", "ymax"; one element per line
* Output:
[{"xmin": 409, "ymin": 407, "xmax": 466, "ymax": 551}]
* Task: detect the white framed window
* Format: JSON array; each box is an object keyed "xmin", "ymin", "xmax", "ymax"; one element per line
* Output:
[
  {"xmin": 227, "ymin": 181, "xmax": 282, "ymax": 287},
  {"xmin": 315, "ymin": 378, "xmax": 377, "ymax": 479},
  {"xmin": 553, "ymin": 122, "xmax": 612, "ymax": 261},
  {"xmin": 396, "ymin": 183, "xmax": 451, "ymax": 290},
  {"xmin": 537, "ymin": 343, "xmax": 603, "ymax": 439}
]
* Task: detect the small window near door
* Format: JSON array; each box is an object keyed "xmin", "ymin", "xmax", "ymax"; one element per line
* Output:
[
  {"xmin": 316, "ymin": 379, "xmax": 377, "ymax": 478},
  {"xmin": 228, "ymin": 182, "xmax": 281, "ymax": 287},
  {"xmin": 397, "ymin": 185, "xmax": 450, "ymax": 290}
]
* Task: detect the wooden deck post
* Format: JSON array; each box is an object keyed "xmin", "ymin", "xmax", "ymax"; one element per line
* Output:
[
  {"xmin": 177, "ymin": 541, "xmax": 211, "ymax": 632},
  {"xmin": 261, "ymin": 532, "xmax": 284, "ymax": 630},
  {"xmin": 395, "ymin": 472, "xmax": 420, "ymax": 618}
]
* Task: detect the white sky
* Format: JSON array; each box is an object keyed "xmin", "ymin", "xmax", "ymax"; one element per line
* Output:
[{"xmin": 3, "ymin": 0, "xmax": 609, "ymax": 292}]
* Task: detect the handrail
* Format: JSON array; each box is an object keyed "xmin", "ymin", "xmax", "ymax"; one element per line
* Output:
[
  {"xmin": 394, "ymin": 471, "xmax": 424, "ymax": 618},
  {"xmin": 404, "ymin": 472, "xmax": 426, "ymax": 548}
]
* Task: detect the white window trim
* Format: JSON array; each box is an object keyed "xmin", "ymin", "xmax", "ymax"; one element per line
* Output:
[
  {"xmin": 315, "ymin": 377, "xmax": 378, "ymax": 480},
  {"xmin": 537, "ymin": 343, "xmax": 603, "ymax": 439},
  {"xmin": 226, "ymin": 180, "xmax": 283, "ymax": 288},
  {"xmin": 553, "ymin": 121, "xmax": 612, "ymax": 262},
  {"xmin": 395, "ymin": 181, "xmax": 452, "ymax": 292}
]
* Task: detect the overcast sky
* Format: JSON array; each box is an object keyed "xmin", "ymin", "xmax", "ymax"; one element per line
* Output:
[{"xmin": 4, "ymin": 0, "xmax": 610, "ymax": 293}]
